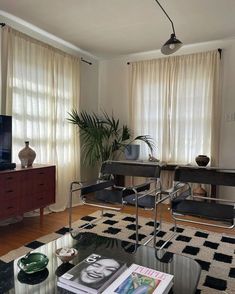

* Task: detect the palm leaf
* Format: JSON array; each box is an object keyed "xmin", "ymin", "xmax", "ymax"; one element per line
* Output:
[
  {"xmin": 133, "ymin": 135, "xmax": 156, "ymax": 153},
  {"xmin": 67, "ymin": 110, "xmax": 156, "ymax": 166}
]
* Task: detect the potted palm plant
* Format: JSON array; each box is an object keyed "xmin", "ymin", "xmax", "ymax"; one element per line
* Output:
[{"xmin": 67, "ymin": 110, "xmax": 155, "ymax": 167}]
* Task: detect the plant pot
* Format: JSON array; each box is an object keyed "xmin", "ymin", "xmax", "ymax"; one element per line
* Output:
[
  {"xmin": 124, "ymin": 144, "xmax": 140, "ymax": 160},
  {"xmin": 195, "ymin": 155, "xmax": 210, "ymax": 167}
]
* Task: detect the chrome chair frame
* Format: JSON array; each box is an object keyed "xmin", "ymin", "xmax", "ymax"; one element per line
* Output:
[
  {"xmin": 171, "ymin": 166, "xmax": 235, "ymax": 230},
  {"xmin": 69, "ymin": 160, "xmax": 162, "ymax": 243},
  {"xmin": 153, "ymin": 182, "xmax": 190, "ymax": 249}
]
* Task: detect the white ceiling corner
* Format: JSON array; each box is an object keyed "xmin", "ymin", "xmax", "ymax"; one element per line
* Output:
[{"xmin": 0, "ymin": 0, "xmax": 235, "ymax": 59}]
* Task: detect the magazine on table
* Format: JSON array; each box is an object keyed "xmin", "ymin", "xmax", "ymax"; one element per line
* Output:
[
  {"xmin": 102, "ymin": 263, "xmax": 174, "ymax": 294},
  {"xmin": 58, "ymin": 253, "xmax": 127, "ymax": 294},
  {"xmin": 57, "ymin": 280, "xmax": 89, "ymax": 293}
]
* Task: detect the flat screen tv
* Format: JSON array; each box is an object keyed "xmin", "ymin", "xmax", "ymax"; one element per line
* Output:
[{"xmin": 0, "ymin": 115, "xmax": 12, "ymax": 164}]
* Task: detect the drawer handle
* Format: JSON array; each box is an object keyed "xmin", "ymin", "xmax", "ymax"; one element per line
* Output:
[
  {"xmin": 39, "ymin": 172, "xmax": 45, "ymax": 175},
  {"xmin": 7, "ymin": 206, "xmax": 14, "ymax": 210},
  {"xmin": 6, "ymin": 190, "xmax": 13, "ymax": 193},
  {"xmin": 38, "ymin": 197, "xmax": 43, "ymax": 200},
  {"xmin": 39, "ymin": 183, "xmax": 45, "ymax": 186},
  {"xmin": 6, "ymin": 177, "xmax": 13, "ymax": 180}
]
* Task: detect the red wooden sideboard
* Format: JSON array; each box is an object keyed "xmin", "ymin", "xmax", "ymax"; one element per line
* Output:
[{"xmin": 0, "ymin": 165, "xmax": 55, "ymax": 223}]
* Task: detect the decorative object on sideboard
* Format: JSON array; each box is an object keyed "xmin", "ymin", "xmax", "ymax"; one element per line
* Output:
[
  {"xmin": 195, "ymin": 155, "xmax": 210, "ymax": 167},
  {"xmin": 124, "ymin": 144, "xmax": 140, "ymax": 160},
  {"xmin": 18, "ymin": 141, "xmax": 36, "ymax": 168}
]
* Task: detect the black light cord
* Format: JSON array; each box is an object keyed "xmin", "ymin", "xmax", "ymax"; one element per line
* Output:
[{"xmin": 155, "ymin": 0, "xmax": 176, "ymax": 35}]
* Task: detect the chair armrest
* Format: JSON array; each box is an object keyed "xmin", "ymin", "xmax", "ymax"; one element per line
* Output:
[
  {"xmin": 113, "ymin": 182, "xmax": 151, "ymax": 192},
  {"xmin": 114, "ymin": 178, "xmax": 157, "ymax": 194},
  {"xmin": 130, "ymin": 182, "xmax": 151, "ymax": 192},
  {"xmin": 125, "ymin": 178, "xmax": 157, "ymax": 191},
  {"xmin": 161, "ymin": 182, "xmax": 190, "ymax": 198},
  {"xmin": 155, "ymin": 183, "xmax": 190, "ymax": 206},
  {"xmin": 70, "ymin": 179, "xmax": 114, "ymax": 195},
  {"xmin": 81, "ymin": 180, "xmax": 114, "ymax": 195},
  {"xmin": 192, "ymin": 195, "xmax": 235, "ymax": 205}
]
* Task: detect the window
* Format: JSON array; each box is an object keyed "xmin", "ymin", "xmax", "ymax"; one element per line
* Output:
[
  {"xmin": 4, "ymin": 27, "xmax": 80, "ymax": 211},
  {"xmin": 130, "ymin": 50, "xmax": 220, "ymax": 165}
]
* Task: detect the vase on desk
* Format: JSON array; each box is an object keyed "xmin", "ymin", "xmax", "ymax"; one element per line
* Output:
[
  {"xmin": 18, "ymin": 141, "xmax": 36, "ymax": 168},
  {"xmin": 195, "ymin": 155, "xmax": 210, "ymax": 167},
  {"xmin": 124, "ymin": 144, "xmax": 140, "ymax": 160}
]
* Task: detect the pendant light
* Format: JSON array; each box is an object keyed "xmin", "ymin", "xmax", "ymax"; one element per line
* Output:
[{"xmin": 155, "ymin": 0, "xmax": 182, "ymax": 55}]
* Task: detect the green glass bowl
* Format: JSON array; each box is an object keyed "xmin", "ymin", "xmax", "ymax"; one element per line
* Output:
[{"xmin": 17, "ymin": 253, "xmax": 49, "ymax": 274}]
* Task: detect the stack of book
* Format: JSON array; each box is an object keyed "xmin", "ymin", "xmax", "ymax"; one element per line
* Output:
[
  {"xmin": 57, "ymin": 253, "xmax": 127, "ymax": 294},
  {"xmin": 57, "ymin": 253, "xmax": 174, "ymax": 294},
  {"xmin": 102, "ymin": 263, "xmax": 173, "ymax": 294}
]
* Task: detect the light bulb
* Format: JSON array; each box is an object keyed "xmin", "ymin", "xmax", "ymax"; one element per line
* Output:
[{"xmin": 169, "ymin": 44, "xmax": 175, "ymax": 50}]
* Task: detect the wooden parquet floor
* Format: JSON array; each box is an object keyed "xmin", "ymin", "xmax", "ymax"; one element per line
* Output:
[{"xmin": 0, "ymin": 204, "xmax": 234, "ymax": 257}]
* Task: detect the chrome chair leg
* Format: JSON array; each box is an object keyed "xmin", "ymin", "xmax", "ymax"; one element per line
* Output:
[{"xmin": 69, "ymin": 181, "xmax": 121, "ymax": 239}]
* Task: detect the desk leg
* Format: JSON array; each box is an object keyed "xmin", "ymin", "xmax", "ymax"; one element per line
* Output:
[
  {"xmin": 211, "ymin": 184, "xmax": 217, "ymax": 198},
  {"xmin": 135, "ymin": 192, "xmax": 139, "ymax": 244}
]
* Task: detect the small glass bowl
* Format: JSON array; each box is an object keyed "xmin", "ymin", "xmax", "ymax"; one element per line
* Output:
[{"xmin": 17, "ymin": 253, "xmax": 49, "ymax": 274}]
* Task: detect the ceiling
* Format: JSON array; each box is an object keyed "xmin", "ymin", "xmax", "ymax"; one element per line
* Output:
[{"xmin": 0, "ymin": 0, "xmax": 235, "ymax": 58}]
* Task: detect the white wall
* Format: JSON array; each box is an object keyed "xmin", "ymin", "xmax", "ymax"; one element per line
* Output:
[
  {"xmin": 219, "ymin": 41, "xmax": 235, "ymax": 167},
  {"xmin": 218, "ymin": 40, "xmax": 235, "ymax": 200},
  {"xmin": 98, "ymin": 38, "xmax": 235, "ymax": 200},
  {"xmin": 98, "ymin": 59, "xmax": 129, "ymax": 124},
  {"xmin": 80, "ymin": 60, "xmax": 99, "ymax": 112},
  {"xmin": 80, "ymin": 60, "xmax": 100, "ymax": 181}
]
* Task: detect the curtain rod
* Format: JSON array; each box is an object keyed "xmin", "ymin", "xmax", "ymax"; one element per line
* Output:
[
  {"xmin": 81, "ymin": 57, "xmax": 92, "ymax": 65},
  {"xmin": 0, "ymin": 24, "xmax": 93, "ymax": 64},
  {"xmin": 218, "ymin": 48, "xmax": 222, "ymax": 59},
  {"xmin": 0, "ymin": 24, "xmax": 94, "ymax": 64},
  {"xmin": 127, "ymin": 48, "xmax": 223, "ymax": 64}
]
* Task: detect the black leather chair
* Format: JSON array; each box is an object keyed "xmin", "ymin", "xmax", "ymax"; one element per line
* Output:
[
  {"xmin": 171, "ymin": 166, "xmax": 235, "ymax": 229},
  {"xmin": 69, "ymin": 160, "xmax": 162, "ymax": 243}
]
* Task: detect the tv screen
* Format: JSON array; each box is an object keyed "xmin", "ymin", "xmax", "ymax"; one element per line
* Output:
[{"xmin": 0, "ymin": 115, "xmax": 12, "ymax": 164}]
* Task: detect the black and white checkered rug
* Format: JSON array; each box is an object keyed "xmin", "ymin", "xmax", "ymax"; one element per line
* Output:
[{"xmin": 1, "ymin": 211, "xmax": 234, "ymax": 293}]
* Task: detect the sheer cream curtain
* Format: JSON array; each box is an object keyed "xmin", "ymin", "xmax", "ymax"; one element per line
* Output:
[
  {"xmin": 3, "ymin": 26, "xmax": 80, "ymax": 211},
  {"xmin": 130, "ymin": 50, "xmax": 221, "ymax": 166}
]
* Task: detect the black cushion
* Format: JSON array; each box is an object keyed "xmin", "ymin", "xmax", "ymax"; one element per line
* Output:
[
  {"xmin": 95, "ymin": 183, "xmax": 151, "ymax": 204},
  {"xmin": 172, "ymin": 199, "xmax": 235, "ymax": 224},
  {"xmin": 123, "ymin": 194, "xmax": 155, "ymax": 208},
  {"xmin": 81, "ymin": 180, "xmax": 114, "ymax": 195}
]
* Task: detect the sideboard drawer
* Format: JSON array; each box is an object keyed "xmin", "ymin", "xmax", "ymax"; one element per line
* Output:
[
  {"xmin": 0, "ymin": 196, "xmax": 19, "ymax": 219},
  {"xmin": 0, "ymin": 172, "xmax": 21, "ymax": 195},
  {"xmin": 30, "ymin": 167, "xmax": 55, "ymax": 193},
  {"xmin": 31, "ymin": 191, "xmax": 55, "ymax": 209}
]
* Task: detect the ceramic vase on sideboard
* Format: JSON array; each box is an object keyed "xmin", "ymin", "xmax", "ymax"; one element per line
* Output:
[
  {"xmin": 195, "ymin": 155, "xmax": 210, "ymax": 167},
  {"xmin": 18, "ymin": 141, "xmax": 36, "ymax": 168}
]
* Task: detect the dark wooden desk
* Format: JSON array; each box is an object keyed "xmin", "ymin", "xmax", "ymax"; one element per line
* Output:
[
  {"xmin": 174, "ymin": 166, "xmax": 235, "ymax": 185},
  {"xmin": 174, "ymin": 166, "xmax": 235, "ymax": 199},
  {"xmin": 109, "ymin": 161, "xmax": 235, "ymax": 197}
]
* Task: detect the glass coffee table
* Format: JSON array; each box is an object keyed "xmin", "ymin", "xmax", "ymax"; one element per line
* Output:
[{"xmin": 0, "ymin": 232, "xmax": 201, "ymax": 293}]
